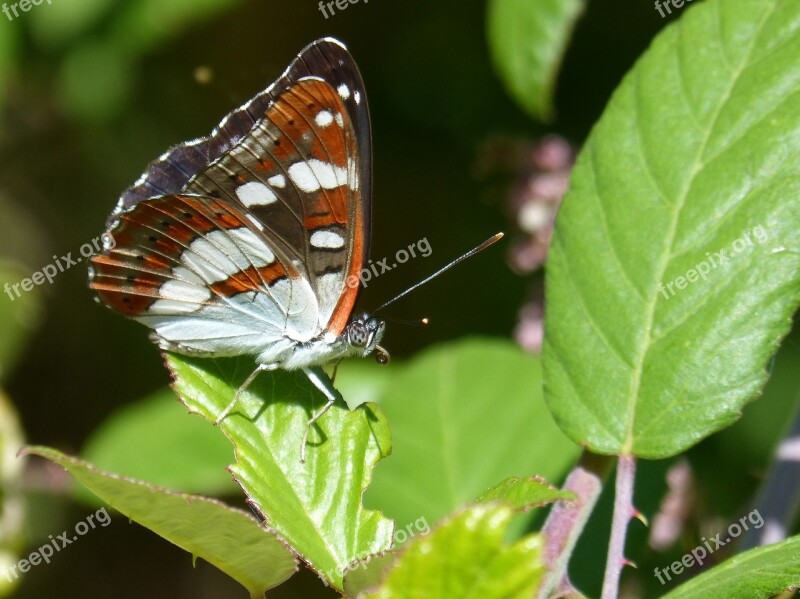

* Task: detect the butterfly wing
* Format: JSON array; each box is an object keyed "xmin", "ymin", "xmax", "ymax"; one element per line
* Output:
[
  {"xmin": 109, "ymin": 38, "xmax": 370, "ymax": 337},
  {"xmin": 90, "ymin": 38, "xmax": 371, "ymax": 361},
  {"xmin": 90, "ymin": 195, "xmax": 320, "ymax": 362}
]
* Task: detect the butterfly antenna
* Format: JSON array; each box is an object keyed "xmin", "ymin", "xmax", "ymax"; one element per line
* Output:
[{"xmin": 374, "ymin": 232, "xmax": 504, "ymax": 314}]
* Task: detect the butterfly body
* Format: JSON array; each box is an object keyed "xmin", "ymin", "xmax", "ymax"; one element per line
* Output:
[{"xmin": 89, "ymin": 38, "xmax": 383, "ymax": 459}]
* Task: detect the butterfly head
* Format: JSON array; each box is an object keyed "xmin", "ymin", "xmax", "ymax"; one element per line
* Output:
[{"xmin": 345, "ymin": 313, "xmax": 389, "ymax": 364}]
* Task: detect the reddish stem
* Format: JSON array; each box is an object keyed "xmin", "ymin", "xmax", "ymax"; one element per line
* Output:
[{"xmin": 601, "ymin": 454, "xmax": 637, "ymax": 599}]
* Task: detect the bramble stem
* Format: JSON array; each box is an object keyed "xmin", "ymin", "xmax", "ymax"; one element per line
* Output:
[
  {"xmin": 538, "ymin": 451, "xmax": 612, "ymax": 598},
  {"xmin": 601, "ymin": 454, "xmax": 636, "ymax": 599}
]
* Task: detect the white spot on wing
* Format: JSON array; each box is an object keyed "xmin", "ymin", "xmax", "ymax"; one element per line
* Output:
[
  {"xmin": 149, "ymin": 299, "xmax": 203, "ymax": 315},
  {"xmin": 315, "ymin": 110, "xmax": 334, "ymax": 127},
  {"xmin": 225, "ymin": 228, "xmax": 276, "ymax": 265},
  {"xmin": 347, "ymin": 157, "xmax": 359, "ymax": 191},
  {"xmin": 288, "ymin": 159, "xmax": 348, "ymax": 192},
  {"xmin": 236, "ymin": 181, "xmax": 277, "ymax": 207},
  {"xmin": 316, "ymin": 272, "xmax": 344, "ymax": 326},
  {"xmin": 173, "ymin": 266, "xmax": 205, "ymax": 286},
  {"xmin": 246, "ymin": 214, "xmax": 265, "ymax": 231},
  {"xmin": 354, "ymin": 90, "xmax": 361, "ymax": 105},
  {"xmin": 182, "ymin": 227, "xmax": 275, "ymax": 283},
  {"xmin": 337, "ymin": 84, "xmax": 351, "ymax": 100},
  {"xmin": 159, "ymin": 279, "xmax": 211, "ymax": 304},
  {"xmin": 310, "ymin": 229, "xmax": 345, "ymax": 249},
  {"xmin": 267, "ymin": 174, "xmax": 286, "ymax": 188},
  {"xmin": 335, "ymin": 113, "xmax": 344, "ymax": 128}
]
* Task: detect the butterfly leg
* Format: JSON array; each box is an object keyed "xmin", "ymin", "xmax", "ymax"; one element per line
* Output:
[
  {"xmin": 330, "ymin": 359, "xmax": 344, "ymax": 384},
  {"xmin": 301, "ymin": 367, "xmax": 339, "ymax": 463},
  {"xmin": 214, "ymin": 363, "xmax": 276, "ymax": 425}
]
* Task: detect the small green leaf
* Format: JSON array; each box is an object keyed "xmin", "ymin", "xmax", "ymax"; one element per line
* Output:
[
  {"xmin": 365, "ymin": 339, "xmax": 579, "ymax": 528},
  {"xmin": 543, "ymin": 0, "xmax": 800, "ymax": 458},
  {"xmin": 663, "ymin": 535, "xmax": 800, "ymax": 598},
  {"xmin": 81, "ymin": 389, "xmax": 236, "ymax": 498},
  {"xmin": 22, "ymin": 446, "xmax": 297, "ymax": 597},
  {"xmin": 167, "ymin": 354, "xmax": 393, "ymax": 591},
  {"xmin": 475, "ymin": 476, "xmax": 573, "ymax": 511},
  {"xmin": 358, "ymin": 504, "xmax": 545, "ymax": 598},
  {"xmin": 487, "ymin": 0, "xmax": 586, "ymax": 121}
]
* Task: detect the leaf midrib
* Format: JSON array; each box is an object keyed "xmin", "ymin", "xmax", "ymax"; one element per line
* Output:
[{"xmin": 621, "ymin": 2, "xmax": 775, "ymax": 453}]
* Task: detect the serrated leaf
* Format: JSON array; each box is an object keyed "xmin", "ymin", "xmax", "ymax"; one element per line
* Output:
[
  {"xmin": 475, "ymin": 476, "xmax": 573, "ymax": 511},
  {"xmin": 357, "ymin": 503, "xmax": 545, "ymax": 599},
  {"xmin": 662, "ymin": 535, "xmax": 800, "ymax": 598},
  {"xmin": 365, "ymin": 339, "xmax": 579, "ymax": 528},
  {"xmin": 22, "ymin": 446, "xmax": 297, "ymax": 597},
  {"xmin": 167, "ymin": 354, "xmax": 393, "ymax": 591},
  {"xmin": 81, "ymin": 388, "xmax": 235, "ymax": 499},
  {"xmin": 543, "ymin": 0, "xmax": 800, "ymax": 458},
  {"xmin": 487, "ymin": 0, "xmax": 586, "ymax": 121}
]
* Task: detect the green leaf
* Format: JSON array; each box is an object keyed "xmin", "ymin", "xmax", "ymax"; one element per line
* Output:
[
  {"xmin": 167, "ymin": 354, "xmax": 393, "ymax": 591},
  {"xmin": 357, "ymin": 503, "xmax": 545, "ymax": 598},
  {"xmin": 365, "ymin": 339, "xmax": 579, "ymax": 528},
  {"xmin": 475, "ymin": 476, "xmax": 573, "ymax": 511},
  {"xmin": 487, "ymin": 0, "xmax": 586, "ymax": 121},
  {"xmin": 662, "ymin": 535, "xmax": 800, "ymax": 598},
  {"xmin": 543, "ymin": 0, "xmax": 800, "ymax": 458},
  {"xmin": 22, "ymin": 446, "xmax": 298, "ymax": 597},
  {"xmin": 81, "ymin": 388, "xmax": 236, "ymax": 499},
  {"xmin": 0, "ymin": 261, "xmax": 43, "ymax": 383}
]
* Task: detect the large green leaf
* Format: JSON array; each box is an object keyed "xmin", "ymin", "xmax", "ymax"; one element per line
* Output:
[
  {"xmin": 543, "ymin": 0, "xmax": 800, "ymax": 458},
  {"xmin": 81, "ymin": 388, "xmax": 235, "ymax": 498},
  {"xmin": 22, "ymin": 447, "xmax": 297, "ymax": 598},
  {"xmin": 487, "ymin": 0, "xmax": 586, "ymax": 121},
  {"xmin": 167, "ymin": 354, "xmax": 393, "ymax": 591},
  {"xmin": 357, "ymin": 504, "xmax": 545, "ymax": 599},
  {"xmin": 663, "ymin": 535, "xmax": 800, "ymax": 598},
  {"xmin": 363, "ymin": 339, "xmax": 579, "ymax": 528}
]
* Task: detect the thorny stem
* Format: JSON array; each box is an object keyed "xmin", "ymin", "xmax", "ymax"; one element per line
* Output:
[
  {"xmin": 601, "ymin": 454, "xmax": 637, "ymax": 599},
  {"xmin": 538, "ymin": 451, "xmax": 613, "ymax": 598}
]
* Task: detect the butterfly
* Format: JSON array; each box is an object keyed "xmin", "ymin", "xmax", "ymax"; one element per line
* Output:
[
  {"xmin": 88, "ymin": 38, "xmax": 385, "ymax": 462},
  {"xmin": 89, "ymin": 37, "xmax": 503, "ymax": 462}
]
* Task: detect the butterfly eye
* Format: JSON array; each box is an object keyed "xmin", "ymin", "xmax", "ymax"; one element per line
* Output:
[{"xmin": 347, "ymin": 321, "xmax": 369, "ymax": 347}]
